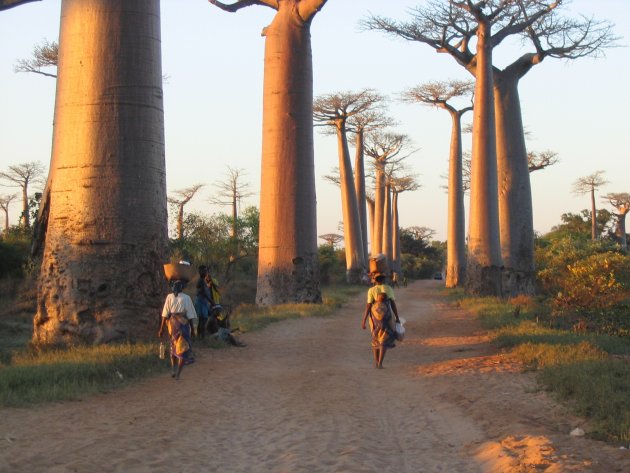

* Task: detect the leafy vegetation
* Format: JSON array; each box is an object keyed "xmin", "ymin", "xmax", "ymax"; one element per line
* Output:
[{"xmin": 452, "ymin": 219, "xmax": 630, "ymax": 442}]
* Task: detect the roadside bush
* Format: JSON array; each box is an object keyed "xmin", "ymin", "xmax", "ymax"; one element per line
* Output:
[
  {"xmin": 0, "ymin": 239, "xmax": 30, "ymax": 279},
  {"xmin": 552, "ymin": 252, "xmax": 630, "ymax": 311}
]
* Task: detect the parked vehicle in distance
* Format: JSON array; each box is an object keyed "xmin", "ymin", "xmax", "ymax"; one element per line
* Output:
[{"xmin": 433, "ymin": 272, "xmax": 443, "ymax": 280}]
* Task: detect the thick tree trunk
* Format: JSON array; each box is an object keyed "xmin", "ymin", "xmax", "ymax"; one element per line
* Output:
[
  {"xmin": 354, "ymin": 130, "xmax": 369, "ymax": 265},
  {"xmin": 391, "ymin": 191, "xmax": 401, "ymax": 275},
  {"xmin": 3, "ymin": 209, "xmax": 8, "ymax": 232},
  {"xmin": 445, "ymin": 111, "xmax": 467, "ymax": 288},
  {"xmin": 382, "ymin": 182, "xmax": 393, "ymax": 272},
  {"xmin": 176, "ymin": 205, "xmax": 184, "ymax": 240},
  {"xmin": 256, "ymin": 3, "xmax": 321, "ymax": 304},
  {"xmin": 20, "ymin": 185, "xmax": 29, "ymax": 227},
  {"xmin": 494, "ymin": 74, "xmax": 535, "ymax": 296},
  {"xmin": 616, "ymin": 214, "xmax": 627, "ymax": 252},
  {"xmin": 34, "ymin": 0, "xmax": 167, "ymax": 345},
  {"xmin": 591, "ymin": 189, "xmax": 597, "ymax": 240},
  {"xmin": 366, "ymin": 196, "xmax": 375, "ymax": 255},
  {"xmin": 372, "ymin": 162, "xmax": 385, "ymax": 257},
  {"xmin": 337, "ymin": 124, "xmax": 365, "ymax": 283},
  {"xmin": 465, "ymin": 21, "xmax": 502, "ymax": 296}
]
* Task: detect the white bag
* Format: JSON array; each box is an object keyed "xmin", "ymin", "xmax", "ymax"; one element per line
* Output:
[{"xmin": 395, "ymin": 318, "xmax": 406, "ymax": 341}]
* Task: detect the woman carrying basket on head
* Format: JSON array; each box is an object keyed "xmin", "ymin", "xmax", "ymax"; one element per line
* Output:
[
  {"xmin": 158, "ymin": 280, "xmax": 197, "ymax": 380},
  {"xmin": 361, "ymin": 273, "xmax": 401, "ymax": 369}
]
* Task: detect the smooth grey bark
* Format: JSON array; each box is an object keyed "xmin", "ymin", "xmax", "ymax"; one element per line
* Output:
[
  {"xmin": 382, "ymin": 180, "xmax": 393, "ymax": 271},
  {"xmin": 353, "ymin": 130, "xmax": 369, "ymax": 265},
  {"xmin": 494, "ymin": 72, "xmax": 535, "ymax": 296},
  {"xmin": 466, "ymin": 20, "xmax": 502, "ymax": 296},
  {"xmin": 252, "ymin": 0, "xmax": 326, "ymax": 304},
  {"xmin": 34, "ymin": 0, "xmax": 167, "ymax": 345},
  {"xmin": 391, "ymin": 190, "xmax": 401, "ymax": 275},
  {"xmin": 336, "ymin": 123, "xmax": 365, "ymax": 282},
  {"xmin": 446, "ymin": 111, "xmax": 467, "ymax": 288}
]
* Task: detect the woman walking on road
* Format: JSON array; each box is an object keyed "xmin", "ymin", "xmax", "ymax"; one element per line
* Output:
[{"xmin": 361, "ymin": 274, "xmax": 401, "ymax": 368}]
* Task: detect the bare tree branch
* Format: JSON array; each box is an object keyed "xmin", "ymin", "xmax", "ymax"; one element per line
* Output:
[
  {"xmin": 14, "ymin": 39, "xmax": 58, "ymax": 78},
  {"xmin": 527, "ymin": 150, "xmax": 559, "ymax": 172},
  {"xmin": 0, "ymin": 0, "xmax": 40, "ymax": 11},
  {"xmin": 208, "ymin": 0, "xmax": 277, "ymax": 12}
]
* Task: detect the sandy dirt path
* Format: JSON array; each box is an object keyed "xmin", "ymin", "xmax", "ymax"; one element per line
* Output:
[{"xmin": 1, "ymin": 280, "xmax": 628, "ymax": 472}]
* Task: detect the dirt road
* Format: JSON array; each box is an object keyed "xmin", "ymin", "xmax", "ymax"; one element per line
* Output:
[{"xmin": 1, "ymin": 281, "xmax": 628, "ymax": 472}]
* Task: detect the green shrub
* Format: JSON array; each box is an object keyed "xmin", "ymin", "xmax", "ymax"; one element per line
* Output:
[{"xmin": 552, "ymin": 252, "xmax": 630, "ymax": 311}]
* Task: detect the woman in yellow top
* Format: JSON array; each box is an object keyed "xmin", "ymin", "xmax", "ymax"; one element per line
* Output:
[{"xmin": 361, "ymin": 274, "xmax": 400, "ymax": 369}]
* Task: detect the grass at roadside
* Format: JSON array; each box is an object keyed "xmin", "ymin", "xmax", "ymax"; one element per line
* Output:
[
  {"xmin": 449, "ymin": 290, "xmax": 630, "ymax": 443},
  {"xmin": 0, "ymin": 284, "xmax": 363, "ymax": 407},
  {"xmin": 231, "ymin": 284, "xmax": 363, "ymax": 333}
]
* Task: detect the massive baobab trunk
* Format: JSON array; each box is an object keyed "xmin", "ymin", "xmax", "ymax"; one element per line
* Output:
[
  {"xmin": 446, "ymin": 111, "xmax": 467, "ymax": 288},
  {"xmin": 337, "ymin": 125, "xmax": 365, "ymax": 283},
  {"xmin": 494, "ymin": 73, "xmax": 535, "ymax": 296},
  {"xmin": 466, "ymin": 21, "xmax": 502, "ymax": 296},
  {"xmin": 256, "ymin": 1, "xmax": 325, "ymax": 304},
  {"xmin": 354, "ymin": 130, "xmax": 369, "ymax": 265},
  {"xmin": 33, "ymin": 0, "xmax": 167, "ymax": 345}
]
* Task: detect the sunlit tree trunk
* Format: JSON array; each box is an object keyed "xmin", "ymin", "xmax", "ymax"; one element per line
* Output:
[
  {"xmin": 446, "ymin": 110, "xmax": 467, "ymax": 288},
  {"xmin": 466, "ymin": 21, "xmax": 502, "ymax": 296},
  {"xmin": 354, "ymin": 129, "xmax": 369, "ymax": 265},
  {"xmin": 372, "ymin": 160, "xmax": 385, "ymax": 257},
  {"xmin": 494, "ymin": 72, "xmax": 535, "ymax": 296},
  {"xmin": 366, "ymin": 195, "xmax": 375, "ymax": 254},
  {"xmin": 391, "ymin": 190, "xmax": 401, "ymax": 275},
  {"xmin": 382, "ymin": 180, "xmax": 393, "ymax": 271},
  {"xmin": 256, "ymin": 2, "xmax": 322, "ymax": 304},
  {"xmin": 590, "ymin": 188, "xmax": 597, "ymax": 240},
  {"xmin": 336, "ymin": 124, "xmax": 365, "ymax": 283},
  {"xmin": 34, "ymin": 0, "xmax": 167, "ymax": 345}
]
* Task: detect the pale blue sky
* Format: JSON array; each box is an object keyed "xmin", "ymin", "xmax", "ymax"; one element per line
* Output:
[{"xmin": 0, "ymin": 0, "xmax": 628, "ymax": 241}]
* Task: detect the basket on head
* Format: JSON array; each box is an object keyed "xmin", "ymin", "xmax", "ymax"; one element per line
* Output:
[
  {"xmin": 369, "ymin": 253, "xmax": 388, "ymax": 275},
  {"xmin": 163, "ymin": 263, "xmax": 194, "ymax": 282}
]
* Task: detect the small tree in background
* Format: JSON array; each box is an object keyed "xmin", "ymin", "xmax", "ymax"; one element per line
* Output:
[
  {"xmin": 168, "ymin": 184, "xmax": 205, "ymax": 240},
  {"xmin": 572, "ymin": 171, "xmax": 609, "ymax": 241},
  {"xmin": 0, "ymin": 161, "xmax": 46, "ymax": 228},
  {"xmin": 0, "ymin": 194, "xmax": 17, "ymax": 233},
  {"xmin": 602, "ymin": 192, "xmax": 630, "ymax": 252}
]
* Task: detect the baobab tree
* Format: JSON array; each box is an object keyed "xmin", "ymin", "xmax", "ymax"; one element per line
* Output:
[
  {"xmin": 602, "ymin": 192, "xmax": 629, "ymax": 252},
  {"xmin": 401, "ymin": 80, "xmax": 473, "ymax": 288},
  {"xmin": 210, "ymin": 167, "xmax": 254, "ymax": 239},
  {"xmin": 313, "ymin": 90, "xmax": 383, "ymax": 282},
  {"xmin": 573, "ymin": 171, "xmax": 609, "ymax": 241},
  {"xmin": 528, "ymin": 150, "xmax": 559, "ymax": 173},
  {"xmin": 365, "ymin": 0, "xmax": 615, "ymax": 296},
  {"xmin": 0, "ymin": 161, "xmax": 46, "ymax": 228},
  {"xmin": 14, "ymin": 39, "xmax": 58, "ymax": 78},
  {"xmin": 348, "ymin": 107, "xmax": 392, "ymax": 265},
  {"xmin": 0, "ymin": 194, "xmax": 17, "ymax": 233},
  {"xmin": 168, "ymin": 184, "xmax": 205, "ymax": 240},
  {"xmin": 391, "ymin": 174, "xmax": 419, "ymax": 276},
  {"xmin": 318, "ymin": 233, "xmax": 343, "ymax": 249},
  {"xmin": 363, "ymin": 131, "xmax": 410, "ymax": 260},
  {"xmin": 209, "ymin": 0, "xmax": 328, "ymax": 305},
  {"xmin": 34, "ymin": 0, "xmax": 167, "ymax": 346}
]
